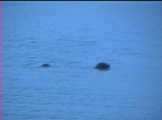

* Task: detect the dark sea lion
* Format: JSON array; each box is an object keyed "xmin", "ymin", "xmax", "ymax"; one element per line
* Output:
[
  {"xmin": 40, "ymin": 64, "xmax": 51, "ymax": 68},
  {"xmin": 94, "ymin": 62, "xmax": 110, "ymax": 71}
]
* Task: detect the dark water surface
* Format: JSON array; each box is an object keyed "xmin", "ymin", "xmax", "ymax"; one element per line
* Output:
[{"xmin": 2, "ymin": 1, "xmax": 162, "ymax": 120}]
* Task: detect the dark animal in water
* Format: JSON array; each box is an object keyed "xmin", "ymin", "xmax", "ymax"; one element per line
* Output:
[
  {"xmin": 94, "ymin": 62, "xmax": 110, "ymax": 71},
  {"xmin": 40, "ymin": 64, "xmax": 51, "ymax": 68}
]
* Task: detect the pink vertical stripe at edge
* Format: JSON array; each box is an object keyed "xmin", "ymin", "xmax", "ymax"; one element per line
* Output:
[{"xmin": 0, "ymin": 1, "xmax": 2, "ymax": 120}]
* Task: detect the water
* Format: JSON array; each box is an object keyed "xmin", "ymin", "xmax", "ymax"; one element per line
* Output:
[{"xmin": 2, "ymin": 1, "xmax": 162, "ymax": 120}]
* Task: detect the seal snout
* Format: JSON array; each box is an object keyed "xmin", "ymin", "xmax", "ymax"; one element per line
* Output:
[
  {"xmin": 94, "ymin": 62, "xmax": 110, "ymax": 71},
  {"xmin": 40, "ymin": 64, "xmax": 51, "ymax": 68}
]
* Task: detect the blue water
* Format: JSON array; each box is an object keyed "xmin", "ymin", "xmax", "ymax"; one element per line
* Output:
[{"xmin": 2, "ymin": 1, "xmax": 162, "ymax": 120}]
